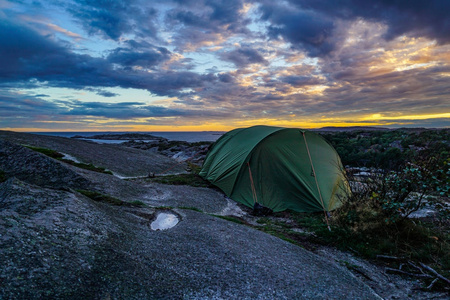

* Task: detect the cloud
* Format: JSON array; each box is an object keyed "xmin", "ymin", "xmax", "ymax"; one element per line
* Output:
[
  {"xmin": 295, "ymin": 0, "xmax": 450, "ymax": 44},
  {"xmin": 106, "ymin": 46, "xmax": 172, "ymax": 69},
  {"xmin": 2, "ymin": 0, "xmax": 450, "ymax": 130},
  {"xmin": 256, "ymin": 1, "xmax": 335, "ymax": 56},
  {"xmin": 278, "ymin": 75, "xmax": 325, "ymax": 87},
  {"xmin": 63, "ymin": 101, "xmax": 189, "ymax": 119},
  {"xmin": 0, "ymin": 89, "xmax": 232, "ymax": 130},
  {"xmin": 0, "ymin": 17, "xmax": 216, "ymax": 97},
  {"xmin": 220, "ymin": 47, "xmax": 267, "ymax": 67},
  {"xmin": 167, "ymin": 0, "xmax": 247, "ymax": 31},
  {"xmin": 165, "ymin": 0, "xmax": 250, "ymax": 51},
  {"xmin": 66, "ymin": 0, "xmax": 159, "ymax": 41},
  {"xmin": 84, "ymin": 88, "xmax": 119, "ymax": 97},
  {"xmin": 254, "ymin": 0, "xmax": 450, "ymax": 58}
]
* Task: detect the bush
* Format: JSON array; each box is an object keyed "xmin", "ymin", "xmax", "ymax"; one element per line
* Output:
[
  {"xmin": 327, "ymin": 152, "xmax": 450, "ymax": 281},
  {"xmin": 335, "ymin": 153, "xmax": 449, "ymax": 230}
]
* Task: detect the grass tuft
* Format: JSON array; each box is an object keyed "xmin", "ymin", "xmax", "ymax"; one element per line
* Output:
[
  {"xmin": 214, "ymin": 215, "xmax": 246, "ymax": 225},
  {"xmin": 0, "ymin": 170, "xmax": 7, "ymax": 183},
  {"xmin": 26, "ymin": 146, "xmax": 113, "ymax": 175},
  {"xmin": 150, "ymin": 173, "xmax": 212, "ymax": 187},
  {"xmin": 179, "ymin": 206, "xmax": 203, "ymax": 212},
  {"xmin": 76, "ymin": 189, "xmax": 144, "ymax": 207}
]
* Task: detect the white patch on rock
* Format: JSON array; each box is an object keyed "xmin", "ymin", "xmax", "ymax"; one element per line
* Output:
[
  {"xmin": 111, "ymin": 172, "xmax": 147, "ymax": 180},
  {"xmin": 217, "ymin": 197, "xmax": 246, "ymax": 217},
  {"xmin": 151, "ymin": 212, "xmax": 179, "ymax": 230}
]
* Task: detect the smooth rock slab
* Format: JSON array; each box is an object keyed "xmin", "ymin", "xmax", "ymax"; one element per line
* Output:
[{"xmin": 0, "ymin": 179, "xmax": 381, "ymax": 299}]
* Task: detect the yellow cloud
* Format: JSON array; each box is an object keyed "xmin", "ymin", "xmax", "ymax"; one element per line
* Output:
[{"xmin": 364, "ymin": 113, "xmax": 450, "ymax": 121}]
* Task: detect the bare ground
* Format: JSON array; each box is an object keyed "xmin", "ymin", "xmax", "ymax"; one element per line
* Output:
[{"xmin": 0, "ymin": 131, "xmax": 447, "ymax": 299}]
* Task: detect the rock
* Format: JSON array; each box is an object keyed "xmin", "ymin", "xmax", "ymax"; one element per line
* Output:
[
  {"xmin": 0, "ymin": 178, "xmax": 380, "ymax": 299},
  {"xmin": 0, "ymin": 131, "xmax": 187, "ymax": 177},
  {"xmin": 0, "ymin": 140, "xmax": 91, "ymax": 190}
]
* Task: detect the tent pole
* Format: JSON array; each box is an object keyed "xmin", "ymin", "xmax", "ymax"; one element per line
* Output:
[
  {"xmin": 302, "ymin": 132, "xmax": 331, "ymax": 231},
  {"xmin": 247, "ymin": 162, "xmax": 258, "ymax": 204}
]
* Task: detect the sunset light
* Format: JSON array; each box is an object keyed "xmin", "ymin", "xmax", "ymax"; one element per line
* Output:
[{"xmin": 1, "ymin": 0, "xmax": 449, "ymax": 131}]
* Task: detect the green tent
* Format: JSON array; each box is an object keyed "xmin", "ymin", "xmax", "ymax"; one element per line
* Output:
[{"xmin": 199, "ymin": 125, "xmax": 349, "ymax": 212}]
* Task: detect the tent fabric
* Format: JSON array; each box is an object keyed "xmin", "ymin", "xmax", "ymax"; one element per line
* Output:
[{"xmin": 199, "ymin": 125, "xmax": 349, "ymax": 212}]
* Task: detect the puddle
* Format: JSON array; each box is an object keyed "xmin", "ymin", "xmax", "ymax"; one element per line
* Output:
[{"xmin": 151, "ymin": 212, "xmax": 179, "ymax": 230}]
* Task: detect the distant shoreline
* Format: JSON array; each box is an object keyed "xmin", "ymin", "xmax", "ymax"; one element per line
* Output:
[{"xmin": 29, "ymin": 131, "xmax": 225, "ymax": 143}]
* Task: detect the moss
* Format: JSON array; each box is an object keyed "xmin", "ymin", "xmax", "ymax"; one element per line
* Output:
[
  {"xmin": 25, "ymin": 146, "xmax": 64, "ymax": 159},
  {"xmin": 150, "ymin": 174, "xmax": 212, "ymax": 188},
  {"xmin": 0, "ymin": 170, "xmax": 7, "ymax": 183},
  {"xmin": 186, "ymin": 162, "xmax": 202, "ymax": 174},
  {"xmin": 25, "ymin": 146, "xmax": 113, "ymax": 175},
  {"xmin": 214, "ymin": 215, "xmax": 246, "ymax": 225},
  {"xmin": 153, "ymin": 206, "xmax": 174, "ymax": 210},
  {"xmin": 129, "ymin": 200, "xmax": 146, "ymax": 206},
  {"xmin": 76, "ymin": 190, "xmax": 143, "ymax": 207},
  {"xmin": 67, "ymin": 161, "xmax": 113, "ymax": 175},
  {"xmin": 179, "ymin": 206, "xmax": 203, "ymax": 212}
]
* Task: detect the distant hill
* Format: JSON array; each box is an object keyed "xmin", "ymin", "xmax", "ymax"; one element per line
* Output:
[{"xmin": 312, "ymin": 126, "xmax": 389, "ymax": 132}]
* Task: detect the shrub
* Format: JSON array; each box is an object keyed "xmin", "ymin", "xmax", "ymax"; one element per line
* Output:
[
  {"xmin": 335, "ymin": 153, "xmax": 449, "ymax": 231},
  {"xmin": 327, "ymin": 152, "xmax": 450, "ymax": 279}
]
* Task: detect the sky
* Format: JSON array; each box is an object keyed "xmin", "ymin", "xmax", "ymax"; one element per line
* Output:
[{"xmin": 1, "ymin": 0, "xmax": 449, "ymax": 132}]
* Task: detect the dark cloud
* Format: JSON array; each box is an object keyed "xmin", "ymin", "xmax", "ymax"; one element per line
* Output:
[
  {"xmin": 167, "ymin": 0, "xmax": 246, "ymax": 31},
  {"xmin": 0, "ymin": 18, "xmax": 214, "ymax": 97},
  {"xmin": 255, "ymin": 0, "xmax": 450, "ymax": 57},
  {"xmin": 218, "ymin": 73, "xmax": 235, "ymax": 83},
  {"xmin": 220, "ymin": 47, "xmax": 267, "ymax": 67},
  {"xmin": 62, "ymin": 101, "xmax": 232, "ymax": 120},
  {"xmin": 63, "ymin": 101, "xmax": 190, "ymax": 119},
  {"xmin": 165, "ymin": 0, "xmax": 251, "ymax": 51},
  {"xmin": 2, "ymin": 0, "xmax": 449, "ymax": 130},
  {"xmin": 106, "ymin": 46, "xmax": 172, "ymax": 69},
  {"xmin": 295, "ymin": 0, "xmax": 450, "ymax": 44},
  {"xmin": 0, "ymin": 90, "xmax": 228, "ymax": 124},
  {"xmin": 95, "ymin": 90, "xmax": 118, "ymax": 97},
  {"xmin": 67, "ymin": 0, "xmax": 159, "ymax": 41},
  {"xmin": 0, "ymin": 92, "xmax": 58, "ymax": 116},
  {"xmin": 256, "ymin": 1, "xmax": 335, "ymax": 56},
  {"xmin": 279, "ymin": 75, "xmax": 324, "ymax": 87},
  {"xmin": 84, "ymin": 88, "xmax": 119, "ymax": 97}
]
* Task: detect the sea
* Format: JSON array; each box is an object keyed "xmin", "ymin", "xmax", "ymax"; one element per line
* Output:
[{"xmin": 31, "ymin": 131, "xmax": 225, "ymax": 144}]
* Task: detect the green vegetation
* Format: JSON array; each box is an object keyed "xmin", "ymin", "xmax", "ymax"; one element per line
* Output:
[
  {"xmin": 320, "ymin": 128, "xmax": 449, "ymax": 170},
  {"xmin": 25, "ymin": 146, "xmax": 113, "ymax": 175},
  {"xmin": 252, "ymin": 209, "xmax": 449, "ymax": 289},
  {"xmin": 214, "ymin": 215, "xmax": 246, "ymax": 225},
  {"xmin": 186, "ymin": 161, "xmax": 202, "ymax": 174},
  {"xmin": 25, "ymin": 146, "xmax": 64, "ymax": 159},
  {"xmin": 149, "ymin": 173, "xmax": 212, "ymax": 188},
  {"xmin": 129, "ymin": 200, "xmax": 146, "ymax": 206},
  {"xmin": 151, "ymin": 140, "xmax": 211, "ymax": 152},
  {"xmin": 77, "ymin": 189, "xmax": 145, "ymax": 207},
  {"xmin": 0, "ymin": 170, "xmax": 7, "ymax": 183},
  {"xmin": 178, "ymin": 206, "xmax": 203, "ymax": 212},
  {"xmin": 210, "ymin": 129, "xmax": 449, "ymax": 290}
]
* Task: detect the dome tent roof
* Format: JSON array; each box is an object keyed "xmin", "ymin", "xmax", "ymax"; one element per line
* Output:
[{"xmin": 199, "ymin": 125, "xmax": 349, "ymax": 212}]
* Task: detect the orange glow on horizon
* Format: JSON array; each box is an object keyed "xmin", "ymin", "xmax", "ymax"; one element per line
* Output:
[{"xmin": 2, "ymin": 113, "xmax": 448, "ymax": 133}]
